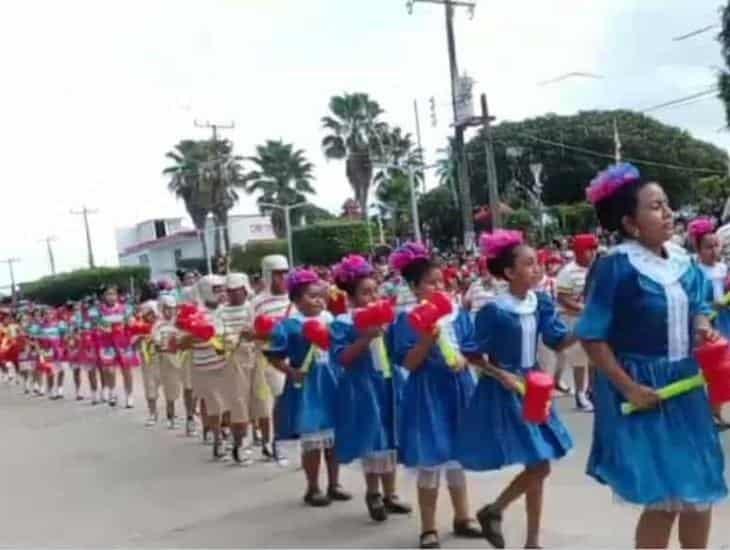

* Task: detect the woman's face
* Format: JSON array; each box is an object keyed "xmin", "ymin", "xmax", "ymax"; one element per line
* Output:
[
  {"xmin": 699, "ymin": 233, "xmax": 721, "ymax": 265},
  {"xmin": 352, "ymin": 277, "xmax": 379, "ymax": 309},
  {"xmin": 103, "ymin": 288, "xmax": 118, "ymax": 306},
  {"xmin": 505, "ymin": 246, "xmax": 541, "ymax": 291},
  {"xmin": 623, "ymin": 183, "xmax": 674, "ymax": 248},
  {"xmin": 296, "ymin": 284, "xmax": 325, "ymax": 317},
  {"xmin": 414, "ymin": 267, "xmax": 444, "ymax": 300},
  {"xmin": 162, "ymin": 305, "xmax": 175, "ymax": 321}
]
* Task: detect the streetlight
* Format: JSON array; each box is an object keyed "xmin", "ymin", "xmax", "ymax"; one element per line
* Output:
[
  {"xmin": 373, "ymin": 163, "xmax": 422, "ymax": 243},
  {"xmin": 259, "ymin": 202, "xmax": 308, "ymax": 268}
]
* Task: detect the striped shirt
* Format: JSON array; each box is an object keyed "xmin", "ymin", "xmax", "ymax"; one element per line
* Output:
[
  {"xmin": 191, "ymin": 309, "xmax": 225, "ymax": 371},
  {"xmin": 219, "ymin": 303, "xmax": 255, "ymax": 335},
  {"xmin": 555, "ymin": 261, "xmax": 587, "ymax": 315},
  {"xmin": 152, "ymin": 319, "xmax": 178, "ymax": 353},
  {"xmin": 252, "ymin": 292, "xmax": 291, "ymax": 319}
]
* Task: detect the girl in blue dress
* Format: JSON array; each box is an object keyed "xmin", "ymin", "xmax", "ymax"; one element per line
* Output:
[
  {"xmin": 689, "ymin": 217, "xmax": 730, "ymax": 427},
  {"xmin": 578, "ymin": 163, "xmax": 727, "ymax": 549},
  {"xmin": 388, "ymin": 242, "xmax": 482, "ymax": 549},
  {"xmin": 265, "ymin": 268, "xmax": 351, "ymax": 507},
  {"xmin": 330, "ymin": 255, "xmax": 411, "ymax": 522},
  {"xmin": 458, "ymin": 230, "xmax": 575, "ymax": 550}
]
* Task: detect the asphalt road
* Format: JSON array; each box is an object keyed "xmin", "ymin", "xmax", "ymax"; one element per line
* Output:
[{"xmin": 1, "ymin": 373, "xmax": 729, "ymax": 548}]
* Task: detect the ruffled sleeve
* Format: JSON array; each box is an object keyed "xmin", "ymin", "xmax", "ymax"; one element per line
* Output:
[
  {"xmin": 474, "ymin": 302, "xmax": 497, "ymax": 357},
  {"xmin": 330, "ymin": 317, "xmax": 356, "ymax": 366},
  {"xmin": 576, "ymin": 254, "xmax": 619, "ymax": 341},
  {"xmin": 387, "ymin": 312, "xmax": 417, "ymax": 366},
  {"xmin": 537, "ymin": 291, "xmax": 568, "ymax": 349}
]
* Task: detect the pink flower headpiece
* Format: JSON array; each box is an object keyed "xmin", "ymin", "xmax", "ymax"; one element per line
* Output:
[
  {"xmin": 688, "ymin": 217, "xmax": 716, "ymax": 243},
  {"xmin": 333, "ymin": 255, "xmax": 374, "ymax": 284},
  {"xmin": 480, "ymin": 230, "xmax": 524, "ymax": 259},
  {"xmin": 585, "ymin": 163, "xmax": 641, "ymax": 205},
  {"xmin": 389, "ymin": 242, "xmax": 430, "ymax": 272},
  {"xmin": 286, "ymin": 268, "xmax": 320, "ymax": 294}
]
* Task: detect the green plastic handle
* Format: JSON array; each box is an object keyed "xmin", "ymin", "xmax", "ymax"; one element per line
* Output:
[{"xmin": 620, "ymin": 373, "xmax": 705, "ymax": 415}]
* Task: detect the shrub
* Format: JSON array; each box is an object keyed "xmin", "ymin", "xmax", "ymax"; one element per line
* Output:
[
  {"xmin": 550, "ymin": 203, "xmax": 598, "ymax": 235},
  {"xmin": 292, "ymin": 220, "xmax": 373, "ymax": 265},
  {"xmin": 20, "ymin": 266, "xmax": 150, "ymax": 306},
  {"xmin": 229, "ymin": 240, "xmax": 288, "ymax": 274}
]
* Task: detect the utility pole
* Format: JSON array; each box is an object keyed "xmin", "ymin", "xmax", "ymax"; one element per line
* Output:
[
  {"xmin": 480, "ymin": 93, "xmax": 502, "ymax": 229},
  {"xmin": 408, "ymin": 0, "xmax": 477, "ymax": 249},
  {"xmin": 0, "ymin": 258, "xmax": 20, "ymax": 301},
  {"xmin": 413, "ymin": 99, "xmax": 426, "ymax": 192},
  {"xmin": 70, "ymin": 206, "xmax": 98, "ymax": 268},
  {"xmin": 194, "ymin": 119, "xmax": 235, "ymax": 258},
  {"xmin": 613, "ymin": 118, "xmax": 622, "ymax": 163},
  {"xmin": 40, "ymin": 236, "xmax": 57, "ymax": 276}
]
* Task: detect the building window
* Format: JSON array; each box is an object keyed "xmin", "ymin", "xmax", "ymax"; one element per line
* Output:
[
  {"xmin": 174, "ymin": 248, "xmax": 183, "ymax": 264},
  {"xmin": 154, "ymin": 220, "xmax": 167, "ymax": 239},
  {"xmin": 139, "ymin": 254, "xmax": 149, "ymax": 266}
]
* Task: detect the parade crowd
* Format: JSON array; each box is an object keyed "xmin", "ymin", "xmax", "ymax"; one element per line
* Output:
[{"xmin": 2, "ymin": 163, "xmax": 730, "ymax": 549}]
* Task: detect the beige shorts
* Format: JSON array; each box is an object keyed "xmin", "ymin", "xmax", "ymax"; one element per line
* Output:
[
  {"xmin": 158, "ymin": 353, "xmax": 182, "ymax": 402},
  {"xmin": 258, "ymin": 352, "xmax": 286, "ymax": 398},
  {"xmin": 180, "ymin": 351, "xmax": 193, "ymax": 390},
  {"xmin": 193, "ymin": 367, "xmax": 227, "ymax": 416},
  {"xmin": 562, "ymin": 316, "xmax": 588, "ymax": 368},
  {"xmin": 141, "ymin": 357, "xmax": 161, "ymax": 401},
  {"xmin": 226, "ymin": 348, "xmax": 272, "ymax": 422}
]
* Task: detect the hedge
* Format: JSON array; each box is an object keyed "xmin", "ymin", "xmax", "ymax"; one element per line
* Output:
[
  {"xmin": 550, "ymin": 203, "xmax": 597, "ymax": 235},
  {"xmin": 292, "ymin": 220, "xmax": 373, "ymax": 266},
  {"xmin": 229, "ymin": 239, "xmax": 288, "ymax": 274},
  {"xmin": 20, "ymin": 266, "xmax": 150, "ymax": 306}
]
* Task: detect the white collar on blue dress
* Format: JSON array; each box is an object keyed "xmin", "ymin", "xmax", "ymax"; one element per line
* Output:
[
  {"xmin": 494, "ymin": 290, "xmax": 537, "ymax": 315},
  {"xmin": 291, "ymin": 310, "xmax": 333, "ymax": 324},
  {"xmin": 698, "ymin": 261, "xmax": 727, "ymax": 281},
  {"xmin": 613, "ymin": 240, "xmax": 691, "ymax": 286}
]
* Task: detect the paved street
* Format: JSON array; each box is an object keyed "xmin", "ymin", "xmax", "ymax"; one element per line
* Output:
[{"xmin": 1, "ymin": 373, "xmax": 730, "ymax": 548}]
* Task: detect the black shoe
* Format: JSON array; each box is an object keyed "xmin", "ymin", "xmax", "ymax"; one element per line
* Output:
[
  {"xmin": 419, "ymin": 530, "xmax": 440, "ymax": 549},
  {"xmin": 383, "ymin": 494, "xmax": 412, "ymax": 514},
  {"xmin": 365, "ymin": 492, "xmax": 387, "ymax": 522},
  {"xmin": 327, "ymin": 485, "xmax": 352, "ymax": 502},
  {"xmin": 476, "ymin": 504, "xmax": 505, "ymax": 549},
  {"xmin": 303, "ymin": 489, "xmax": 331, "ymax": 507},
  {"xmin": 453, "ymin": 518, "xmax": 483, "ymax": 539},
  {"xmin": 212, "ymin": 442, "xmax": 229, "ymax": 461}
]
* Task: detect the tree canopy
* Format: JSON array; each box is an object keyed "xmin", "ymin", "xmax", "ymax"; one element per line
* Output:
[{"xmin": 465, "ymin": 110, "xmax": 727, "ymax": 209}]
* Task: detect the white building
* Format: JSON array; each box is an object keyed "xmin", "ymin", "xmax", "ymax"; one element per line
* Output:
[{"xmin": 116, "ymin": 215, "xmax": 275, "ymax": 279}]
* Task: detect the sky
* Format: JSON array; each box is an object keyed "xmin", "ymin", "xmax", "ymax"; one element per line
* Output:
[{"xmin": 0, "ymin": 0, "xmax": 728, "ymax": 287}]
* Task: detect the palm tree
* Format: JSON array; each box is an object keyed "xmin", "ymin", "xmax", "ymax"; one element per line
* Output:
[
  {"xmin": 373, "ymin": 126, "xmax": 425, "ymax": 191},
  {"xmin": 246, "ymin": 140, "xmax": 316, "ymax": 237},
  {"xmin": 163, "ymin": 140, "xmax": 214, "ymax": 264},
  {"xmin": 321, "ymin": 93, "xmax": 389, "ymax": 219},
  {"xmin": 435, "ymin": 141, "xmax": 460, "ymax": 207}
]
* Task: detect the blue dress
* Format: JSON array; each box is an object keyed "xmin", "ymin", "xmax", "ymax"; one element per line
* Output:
[
  {"xmin": 698, "ymin": 261, "xmax": 730, "ymax": 338},
  {"xmin": 330, "ymin": 314, "xmax": 405, "ymax": 464},
  {"xmin": 389, "ymin": 308, "xmax": 477, "ymax": 468},
  {"xmin": 577, "ymin": 241, "xmax": 727, "ymax": 508},
  {"xmin": 457, "ymin": 291, "xmax": 574, "ymax": 471},
  {"xmin": 266, "ymin": 312, "xmax": 339, "ymax": 443}
]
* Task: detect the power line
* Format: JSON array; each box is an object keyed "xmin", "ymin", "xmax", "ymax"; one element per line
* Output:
[{"xmin": 639, "ymin": 87, "xmax": 719, "ymax": 114}]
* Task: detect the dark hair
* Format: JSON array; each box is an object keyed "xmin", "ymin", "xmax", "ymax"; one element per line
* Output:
[
  {"xmin": 289, "ymin": 282, "xmax": 316, "ymax": 303},
  {"xmin": 401, "ymin": 257, "xmax": 437, "ymax": 287},
  {"xmin": 594, "ymin": 179, "xmax": 650, "ymax": 234},
  {"xmin": 487, "ymin": 244, "xmax": 525, "ymax": 280},
  {"xmin": 335, "ymin": 275, "xmax": 373, "ymax": 297}
]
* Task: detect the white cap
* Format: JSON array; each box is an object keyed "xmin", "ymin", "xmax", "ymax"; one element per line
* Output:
[
  {"xmin": 140, "ymin": 300, "xmax": 158, "ymax": 316},
  {"xmin": 226, "ymin": 272, "xmax": 252, "ymax": 293},
  {"xmin": 261, "ymin": 255, "xmax": 289, "ymax": 273},
  {"xmin": 159, "ymin": 295, "xmax": 177, "ymax": 308},
  {"xmin": 197, "ymin": 275, "xmax": 220, "ymax": 304}
]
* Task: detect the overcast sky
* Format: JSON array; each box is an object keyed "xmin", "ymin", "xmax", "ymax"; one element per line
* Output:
[{"xmin": 1, "ymin": 0, "xmax": 728, "ymax": 286}]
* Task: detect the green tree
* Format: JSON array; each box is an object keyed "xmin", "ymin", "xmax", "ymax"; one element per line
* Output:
[
  {"xmin": 246, "ymin": 140, "xmax": 316, "ymax": 238},
  {"xmin": 692, "ymin": 175, "xmax": 730, "ymax": 218},
  {"xmin": 418, "ymin": 185, "xmax": 461, "ymax": 249},
  {"xmin": 321, "ymin": 93, "xmax": 389, "ymax": 218},
  {"xmin": 163, "ymin": 140, "xmax": 214, "ymax": 263},
  {"xmin": 465, "ymin": 110, "xmax": 727, "ymax": 208},
  {"xmin": 375, "ymin": 173, "xmax": 413, "ymax": 240},
  {"xmin": 719, "ymin": 2, "xmax": 730, "ymax": 126}
]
